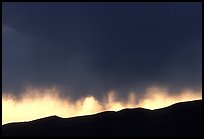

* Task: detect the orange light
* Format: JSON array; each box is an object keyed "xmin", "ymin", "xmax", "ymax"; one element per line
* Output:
[{"xmin": 2, "ymin": 87, "xmax": 202, "ymax": 125}]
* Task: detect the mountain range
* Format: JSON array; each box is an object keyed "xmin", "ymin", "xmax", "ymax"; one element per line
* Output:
[{"xmin": 2, "ymin": 99, "xmax": 202, "ymax": 137}]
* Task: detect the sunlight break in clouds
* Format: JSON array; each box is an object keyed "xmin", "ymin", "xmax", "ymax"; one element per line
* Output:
[{"xmin": 2, "ymin": 87, "xmax": 202, "ymax": 125}]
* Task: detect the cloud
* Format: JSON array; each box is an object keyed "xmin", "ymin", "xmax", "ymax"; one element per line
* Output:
[{"xmin": 2, "ymin": 3, "xmax": 202, "ymax": 102}]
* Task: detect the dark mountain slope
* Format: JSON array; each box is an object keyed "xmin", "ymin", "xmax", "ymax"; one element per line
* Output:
[{"xmin": 2, "ymin": 100, "xmax": 202, "ymax": 137}]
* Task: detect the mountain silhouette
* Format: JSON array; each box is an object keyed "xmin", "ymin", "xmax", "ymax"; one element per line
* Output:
[{"xmin": 2, "ymin": 100, "xmax": 202, "ymax": 137}]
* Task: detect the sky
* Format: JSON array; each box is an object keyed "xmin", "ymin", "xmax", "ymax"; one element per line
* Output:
[{"xmin": 2, "ymin": 2, "xmax": 202, "ymax": 124}]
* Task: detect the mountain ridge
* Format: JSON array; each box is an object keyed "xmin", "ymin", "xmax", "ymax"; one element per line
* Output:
[{"xmin": 2, "ymin": 99, "xmax": 202, "ymax": 137}]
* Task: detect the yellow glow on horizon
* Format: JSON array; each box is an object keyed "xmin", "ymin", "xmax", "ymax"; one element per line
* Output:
[
  {"xmin": 2, "ymin": 87, "xmax": 202, "ymax": 125},
  {"xmin": 138, "ymin": 87, "xmax": 202, "ymax": 110}
]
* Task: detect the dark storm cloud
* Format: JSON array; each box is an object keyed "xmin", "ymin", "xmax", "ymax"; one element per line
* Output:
[{"xmin": 2, "ymin": 2, "xmax": 202, "ymax": 101}]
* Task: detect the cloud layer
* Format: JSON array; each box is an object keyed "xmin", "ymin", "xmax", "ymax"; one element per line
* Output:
[{"xmin": 2, "ymin": 3, "xmax": 202, "ymax": 102}]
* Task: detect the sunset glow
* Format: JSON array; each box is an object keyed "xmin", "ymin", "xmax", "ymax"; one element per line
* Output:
[{"xmin": 2, "ymin": 87, "xmax": 201, "ymax": 125}]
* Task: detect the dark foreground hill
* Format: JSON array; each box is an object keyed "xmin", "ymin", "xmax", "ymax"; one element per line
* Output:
[{"xmin": 2, "ymin": 100, "xmax": 202, "ymax": 137}]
